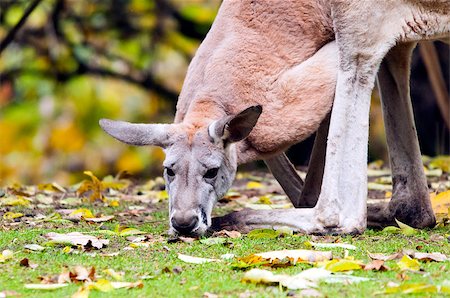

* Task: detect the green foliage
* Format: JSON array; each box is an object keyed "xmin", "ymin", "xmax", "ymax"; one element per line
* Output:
[{"xmin": 0, "ymin": 0, "xmax": 220, "ymax": 184}]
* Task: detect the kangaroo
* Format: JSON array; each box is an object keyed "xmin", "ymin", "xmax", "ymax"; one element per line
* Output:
[
  {"xmin": 101, "ymin": 0, "xmax": 449, "ymax": 235},
  {"xmin": 100, "ymin": 0, "xmax": 337, "ymax": 235}
]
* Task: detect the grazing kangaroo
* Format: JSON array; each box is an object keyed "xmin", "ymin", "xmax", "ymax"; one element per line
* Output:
[{"xmin": 100, "ymin": 0, "xmax": 449, "ymax": 235}]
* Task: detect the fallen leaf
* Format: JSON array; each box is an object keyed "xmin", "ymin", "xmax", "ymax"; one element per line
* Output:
[
  {"xmin": 431, "ymin": 190, "xmax": 450, "ymax": 214},
  {"xmin": 3, "ymin": 212, "xmax": 24, "ymax": 220},
  {"xmin": 166, "ymin": 236, "xmax": 196, "ymax": 244},
  {"xmin": 69, "ymin": 208, "xmax": 94, "ymax": 219},
  {"xmin": 212, "ymin": 230, "xmax": 242, "ymax": 238},
  {"xmin": 364, "ymin": 260, "xmax": 389, "ymax": 271},
  {"xmin": 242, "ymin": 267, "xmax": 369, "ymax": 290},
  {"xmin": 246, "ymin": 181, "xmax": 264, "ymax": 189},
  {"xmin": 84, "ymin": 215, "xmax": 115, "ymax": 223},
  {"xmin": 72, "ymin": 266, "xmax": 95, "ymax": 282},
  {"xmin": 247, "ymin": 228, "xmax": 279, "ymax": 239},
  {"xmin": 413, "ymin": 252, "xmax": 447, "ymax": 262},
  {"xmin": 0, "ymin": 250, "xmax": 14, "ymax": 262},
  {"xmin": 305, "ymin": 241, "xmax": 357, "ymax": 250},
  {"xmin": 1, "ymin": 196, "xmax": 31, "ymax": 206},
  {"xmin": 258, "ymin": 196, "xmax": 272, "ymax": 204},
  {"xmin": 324, "ymin": 259, "xmax": 364, "ymax": 272},
  {"xmin": 44, "ymin": 232, "xmax": 109, "ymax": 249},
  {"xmin": 256, "ymin": 249, "xmax": 333, "ymax": 263},
  {"xmin": 110, "ymin": 281, "xmax": 144, "ymax": 289},
  {"xmin": 429, "ymin": 155, "xmax": 450, "ymax": 172},
  {"xmin": 114, "ymin": 225, "xmax": 147, "ymax": 236},
  {"xmin": 87, "ymin": 279, "xmax": 113, "ymax": 292},
  {"xmin": 24, "ymin": 284, "xmax": 68, "ymax": 290},
  {"xmin": 382, "ymin": 226, "xmax": 401, "ymax": 234},
  {"xmin": 77, "ymin": 171, "xmax": 105, "ymax": 201},
  {"xmin": 220, "ymin": 253, "xmax": 236, "ymax": 260},
  {"xmin": 199, "ymin": 237, "xmax": 226, "ymax": 245},
  {"xmin": 38, "ymin": 182, "xmax": 66, "ymax": 193},
  {"xmin": 19, "ymin": 258, "xmax": 38, "ymax": 269},
  {"xmin": 274, "ymin": 226, "xmax": 294, "ymax": 236},
  {"xmin": 177, "ymin": 253, "xmax": 219, "ymax": 264},
  {"xmin": 397, "ymin": 255, "xmax": 420, "ymax": 271},
  {"xmin": 395, "ymin": 219, "xmax": 418, "ymax": 236},
  {"xmin": 381, "ymin": 283, "xmax": 440, "ymax": 294}
]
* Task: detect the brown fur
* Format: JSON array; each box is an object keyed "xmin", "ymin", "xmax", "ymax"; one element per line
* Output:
[{"xmin": 175, "ymin": 0, "xmax": 336, "ymax": 163}]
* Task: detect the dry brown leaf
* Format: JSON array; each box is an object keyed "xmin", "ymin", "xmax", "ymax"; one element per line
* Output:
[
  {"xmin": 364, "ymin": 260, "xmax": 389, "ymax": 271},
  {"xmin": 70, "ymin": 266, "xmax": 95, "ymax": 282},
  {"xmin": 213, "ymin": 230, "xmax": 242, "ymax": 238},
  {"xmin": 19, "ymin": 258, "xmax": 38, "ymax": 269},
  {"xmin": 413, "ymin": 252, "xmax": 447, "ymax": 262}
]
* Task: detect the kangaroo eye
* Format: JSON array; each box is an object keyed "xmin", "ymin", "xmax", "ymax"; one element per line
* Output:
[
  {"xmin": 166, "ymin": 168, "xmax": 175, "ymax": 177},
  {"xmin": 204, "ymin": 168, "xmax": 219, "ymax": 179}
]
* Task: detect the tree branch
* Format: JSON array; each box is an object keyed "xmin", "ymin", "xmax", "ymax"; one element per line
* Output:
[{"xmin": 0, "ymin": 0, "xmax": 43, "ymax": 54}]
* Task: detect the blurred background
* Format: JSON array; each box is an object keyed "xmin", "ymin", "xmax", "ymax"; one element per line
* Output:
[{"xmin": 0, "ymin": 0, "xmax": 448, "ymax": 185}]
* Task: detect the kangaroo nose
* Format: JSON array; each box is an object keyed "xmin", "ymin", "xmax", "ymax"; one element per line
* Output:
[{"xmin": 171, "ymin": 212, "xmax": 199, "ymax": 234}]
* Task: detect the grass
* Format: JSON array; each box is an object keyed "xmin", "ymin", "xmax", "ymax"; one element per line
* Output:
[
  {"xmin": 1, "ymin": 166, "xmax": 449, "ymax": 297},
  {"xmin": 0, "ymin": 210, "xmax": 449, "ymax": 298}
]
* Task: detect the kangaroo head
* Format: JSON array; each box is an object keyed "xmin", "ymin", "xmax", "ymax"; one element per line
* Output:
[{"xmin": 100, "ymin": 105, "xmax": 262, "ymax": 235}]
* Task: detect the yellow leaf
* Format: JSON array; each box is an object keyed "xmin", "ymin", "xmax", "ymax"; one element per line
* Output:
[
  {"xmin": 324, "ymin": 259, "xmax": 363, "ymax": 272},
  {"xmin": 157, "ymin": 190, "xmax": 169, "ymax": 200},
  {"xmin": 395, "ymin": 219, "xmax": 418, "ymax": 236},
  {"xmin": 3, "ymin": 212, "xmax": 24, "ymax": 220},
  {"xmin": 383, "ymin": 283, "xmax": 438, "ymax": 294},
  {"xmin": 258, "ymin": 196, "xmax": 272, "ymax": 205},
  {"xmin": 77, "ymin": 171, "xmax": 104, "ymax": 202},
  {"xmin": 397, "ymin": 255, "xmax": 420, "ymax": 271},
  {"xmin": 246, "ymin": 181, "xmax": 264, "ymax": 189},
  {"xmin": 1, "ymin": 196, "xmax": 31, "ymax": 206},
  {"xmin": 88, "ymin": 279, "xmax": 113, "ymax": 292},
  {"xmin": 431, "ymin": 190, "xmax": 450, "ymax": 214},
  {"xmin": 119, "ymin": 228, "xmax": 146, "ymax": 237},
  {"xmin": 108, "ymin": 199, "xmax": 120, "ymax": 207},
  {"xmin": 70, "ymin": 208, "xmax": 94, "ymax": 219},
  {"xmin": 429, "ymin": 155, "xmax": 450, "ymax": 172},
  {"xmin": 38, "ymin": 182, "xmax": 66, "ymax": 193},
  {"xmin": 385, "ymin": 191, "xmax": 392, "ymax": 198}
]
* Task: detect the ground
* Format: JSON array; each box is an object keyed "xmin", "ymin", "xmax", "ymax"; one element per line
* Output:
[{"xmin": 0, "ymin": 158, "xmax": 449, "ymax": 297}]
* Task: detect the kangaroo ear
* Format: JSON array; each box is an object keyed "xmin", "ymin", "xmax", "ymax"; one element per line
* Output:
[
  {"xmin": 208, "ymin": 105, "xmax": 262, "ymax": 144},
  {"xmin": 99, "ymin": 119, "xmax": 172, "ymax": 147}
]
